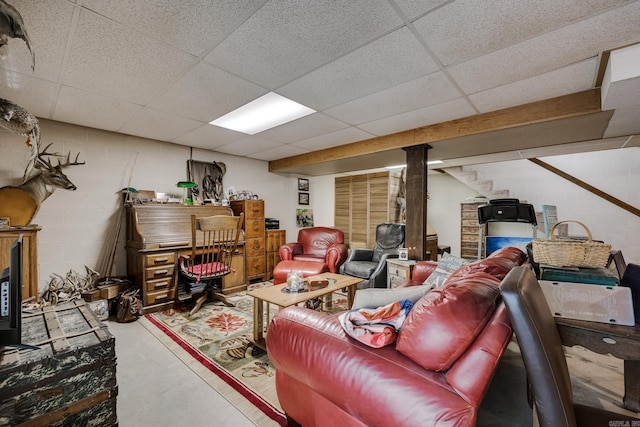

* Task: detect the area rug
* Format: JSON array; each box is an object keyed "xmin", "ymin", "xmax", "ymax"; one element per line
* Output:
[{"xmin": 139, "ymin": 284, "xmax": 348, "ymax": 427}]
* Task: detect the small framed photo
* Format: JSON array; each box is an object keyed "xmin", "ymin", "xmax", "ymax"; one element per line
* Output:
[
  {"xmin": 398, "ymin": 248, "xmax": 408, "ymax": 261},
  {"xmin": 298, "ymin": 192, "xmax": 309, "ymax": 205},
  {"xmin": 298, "ymin": 178, "xmax": 309, "ymax": 191}
]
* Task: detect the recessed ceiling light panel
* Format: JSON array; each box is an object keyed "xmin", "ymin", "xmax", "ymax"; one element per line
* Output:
[{"xmin": 209, "ymin": 92, "xmax": 316, "ymax": 135}]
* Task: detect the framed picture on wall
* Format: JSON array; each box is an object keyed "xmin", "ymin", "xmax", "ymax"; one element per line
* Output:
[
  {"xmin": 298, "ymin": 178, "xmax": 309, "ymax": 191},
  {"xmin": 298, "ymin": 192, "xmax": 309, "ymax": 205}
]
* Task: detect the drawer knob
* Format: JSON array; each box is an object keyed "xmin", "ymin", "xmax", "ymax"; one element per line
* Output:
[
  {"xmin": 154, "ymin": 257, "xmax": 169, "ymax": 263},
  {"xmin": 154, "ymin": 270, "xmax": 168, "ymax": 276}
]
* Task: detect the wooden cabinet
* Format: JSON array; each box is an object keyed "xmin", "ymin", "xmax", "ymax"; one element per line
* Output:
[
  {"xmin": 387, "ymin": 259, "xmax": 417, "ymax": 288},
  {"xmin": 231, "ymin": 200, "xmax": 266, "ymax": 283},
  {"xmin": 0, "ymin": 227, "xmax": 39, "ymax": 301},
  {"xmin": 460, "ymin": 202, "xmax": 486, "ymax": 260},
  {"xmin": 265, "ymin": 229, "xmax": 286, "ymax": 281}
]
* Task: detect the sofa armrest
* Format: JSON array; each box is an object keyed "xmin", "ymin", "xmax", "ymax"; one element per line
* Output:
[
  {"xmin": 325, "ymin": 243, "xmax": 348, "ymax": 273},
  {"xmin": 345, "ymin": 248, "xmax": 374, "ymax": 263},
  {"xmin": 411, "ymin": 260, "xmax": 438, "ymax": 283},
  {"xmin": 267, "ymin": 307, "xmax": 474, "ymax": 426},
  {"xmin": 279, "ymin": 242, "xmax": 303, "ymax": 261}
]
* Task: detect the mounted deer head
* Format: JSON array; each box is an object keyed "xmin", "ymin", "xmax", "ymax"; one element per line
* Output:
[{"xmin": 0, "ymin": 143, "xmax": 85, "ymax": 226}]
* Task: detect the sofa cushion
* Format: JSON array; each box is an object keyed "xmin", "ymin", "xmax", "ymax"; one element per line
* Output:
[
  {"xmin": 342, "ymin": 260, "xmax": 378, "ymax": 279},
  {"xmin": 423, "ymin": 253, "xmax": 471, "ymax": 288},
  {"xmin": 396, "ymin": 274, "xmax": 501, "ymax": 371},
  {"xmin": 352, "ymin": 285, "xmax": 433, "ymax": 309},
  {"xmin": 447, "ymin": 250, "xmax": 524, "ymax": 283}
]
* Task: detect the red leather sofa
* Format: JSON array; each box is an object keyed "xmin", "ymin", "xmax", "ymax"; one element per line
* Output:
[
  {"xmin": 266, "ymin": 247, "xmax": 527, "ymax": 427},
  {"xmin": 278, "ymin": 227, "xmax": 348, "ymax": 273}
]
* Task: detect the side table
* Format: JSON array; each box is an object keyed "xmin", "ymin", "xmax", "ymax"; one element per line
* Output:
[{"xmin": 387, "ymin": 259, "xmax": 417, "ymax": 288}]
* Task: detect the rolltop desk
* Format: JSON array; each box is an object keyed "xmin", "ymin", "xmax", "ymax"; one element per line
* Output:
[{"xmin": 125, "ymin": 204, "xmax": 246, "ymax": 314}]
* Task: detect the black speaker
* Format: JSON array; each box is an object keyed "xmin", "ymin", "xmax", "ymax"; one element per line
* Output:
[{"xmin": 478, "ymin": 199, "xmax": 537, "ymax": 225}]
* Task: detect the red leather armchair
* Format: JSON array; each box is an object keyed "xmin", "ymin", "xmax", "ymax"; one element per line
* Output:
[{"xmin": 278, "ymin": 227, "xmax": 348, "ymax": 273}]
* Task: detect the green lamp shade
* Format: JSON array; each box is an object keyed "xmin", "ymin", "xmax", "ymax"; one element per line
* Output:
[{"xmin": 176, "ymin": 181, "xmax": 196, "ymax": 188}]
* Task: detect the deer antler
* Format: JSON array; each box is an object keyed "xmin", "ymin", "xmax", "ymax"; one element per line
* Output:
[
  {"xmin": 35, "ymin": 143, "xmax": 60, "ymax": 171},
  {"xmin": 57, "ymin": 151, "xmax": 85, "ymax": 168},
  {"xmin": 35, "ymin": 143, "xmax": 85, "ymax": 170}
]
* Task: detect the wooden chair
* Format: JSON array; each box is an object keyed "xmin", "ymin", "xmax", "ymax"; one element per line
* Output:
[{"xmin": 179, "ymin": 213, "xmax": 243, "ymax": 316}]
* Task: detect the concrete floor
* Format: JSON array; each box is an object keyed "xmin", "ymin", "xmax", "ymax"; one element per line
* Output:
[{"xmin": 108, "ymin": 317, "xmax": 634, "ymax": 427}]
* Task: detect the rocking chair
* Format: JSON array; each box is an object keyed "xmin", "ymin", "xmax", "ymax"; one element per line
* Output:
[{"xmin": 179, "ymin": 213, "xmax": 243, "ymax": 316}]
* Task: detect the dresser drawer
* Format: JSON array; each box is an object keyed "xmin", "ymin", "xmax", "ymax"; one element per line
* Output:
[
  {"xmin": 146, "ymin": 287, "xmax": 176, "ymax": 305},
  {"xmin": 243, "ymin": 200, "xmax": 264, "ymax": 219},
  {"xmin": 145, "ymin": 252, "xmax": 176, "ymax": 267},
  {"xmin": 244, "ymin": 219, "xmax": 265, "ymax": 237},
  {"xmin": 245, "ymin": 237, "xmax": 264, "ymax": 257},
  {"xmin": 144, "ymin": 264, "xmax": 175, "ymax": 281},
  {"xmin": 146, "ymin": 277, "xmax": 173, "ymax": 292},
  {"xmin": 246, "ymin": 256, "xmax": 265, "ymax": 276}
]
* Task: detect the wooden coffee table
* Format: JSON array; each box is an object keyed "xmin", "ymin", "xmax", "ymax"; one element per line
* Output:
[{"xmin": 248, "ymin": 272, "xmax": 362, "ymax": 348}]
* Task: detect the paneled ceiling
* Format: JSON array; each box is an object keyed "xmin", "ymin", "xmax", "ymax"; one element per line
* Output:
[{"xmin": 1, "ymin": 0, "xmax": 639, "ymax": 176}]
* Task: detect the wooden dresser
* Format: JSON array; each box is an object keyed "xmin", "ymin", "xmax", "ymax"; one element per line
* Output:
[
  {"xmin": 125, "ymin": 204, "xmax": 245, "ymax": 314},
  {"xmin": 460, "ymin": 202, "xmax": 486, "ymax": 260},
  {"xmin": 231, "ymin": 200, "xmax": 266, "ymax": 283},
  {"xmin": 0, "ymin": 226, "xmax": 39, "ymax": 301}
]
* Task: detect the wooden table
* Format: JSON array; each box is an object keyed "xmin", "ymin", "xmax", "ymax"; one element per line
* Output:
[
  {"xmin": 556, "ymin": 318, "xmax": 640, "ymax": 412},
  {"xmin": 248, "ymin": 272, "xmax": 362, "ymax": 348}
]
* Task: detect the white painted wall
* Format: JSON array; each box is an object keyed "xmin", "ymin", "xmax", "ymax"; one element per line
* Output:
[
  {"xmin": 2, "ymin": 118, "xmax": 637, "ymax": 295},
  {"xmin": 1, "ymin": 119, "xmax": 297, "ymax": 294},
  {"xmin": 472, "ymin": 148, "xmax": 640, "ymax": 264}
]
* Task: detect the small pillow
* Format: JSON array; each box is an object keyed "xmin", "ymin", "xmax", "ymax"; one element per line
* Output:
[
  {"xmin": 352, "ymin": 285, "xmax": 432, "ymax": 309},
  {"xmin": 423, "ymin": 253, "xmax": 471, "ymax": 288},
  {"xmin": 396, "ymin": 276, "xmax": 501, "ymax": 371}
]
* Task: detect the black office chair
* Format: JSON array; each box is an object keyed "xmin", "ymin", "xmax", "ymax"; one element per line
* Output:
[
  {"xmin": 500, "ymin": 266, "xmax": 638, "ymax": 427},
  {"xmin": 339, "ymin": 223, "xmax": 405, "ymax": 289}
]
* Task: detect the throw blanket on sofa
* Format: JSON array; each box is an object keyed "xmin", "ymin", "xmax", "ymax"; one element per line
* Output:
[{"xmin": 339, "ymin": 299, "xmax": 413, "ymax": 348}]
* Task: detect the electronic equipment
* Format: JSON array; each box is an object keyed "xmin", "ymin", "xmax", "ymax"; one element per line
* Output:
[
  {"xmin": 477, "ymin": 199, "xmax": 537, "ymax": 259},
  {"xmin": 0, "ymin": 236, "xmax": 23, "ymax": 347}
]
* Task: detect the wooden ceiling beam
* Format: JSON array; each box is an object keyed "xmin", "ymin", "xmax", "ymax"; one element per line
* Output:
[{"xmin": 268, "ymin": 89, "xmax": 601, "ymax": 173}]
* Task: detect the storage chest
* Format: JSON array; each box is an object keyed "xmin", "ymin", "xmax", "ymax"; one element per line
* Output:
[{"xmin": 0, "ymin": 300, "xmax": 117, "ymax": 426}]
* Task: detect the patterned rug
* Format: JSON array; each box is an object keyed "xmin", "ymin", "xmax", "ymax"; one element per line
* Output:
[{"xmin": 139, "ymin": 283, "xmax": 348, "ymax": 427}]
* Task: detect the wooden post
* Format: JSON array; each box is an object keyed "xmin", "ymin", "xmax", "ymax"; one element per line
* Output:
[{"xmin": 403, "ymin": 145, "xmax": 431, "ymax": 261}]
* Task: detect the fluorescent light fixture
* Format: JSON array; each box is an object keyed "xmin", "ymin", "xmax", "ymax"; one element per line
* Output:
[{"xmin": 209, "ymin": 92, "xmax": 316, "ymax": 135}]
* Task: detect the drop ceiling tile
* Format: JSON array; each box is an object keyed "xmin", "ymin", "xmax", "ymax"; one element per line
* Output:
[
  {"xmin": 414, "ymin": 0, "xmax": 635, "ymax": 67},
  {"xmin": 0, "ymin": 0, "xmax": 74, "ymax": 81},
  {"xmin": 172, "ymin": 123, "xmax": 246, "ymax": 150},
  {"xmin": 448, "ymin": 1, "xmax": 640, "ymax": 94},
  {"xmin": 325, "ymin": 71, "xmax": 460, "ymax": 125},
  {"xmin": 81, "ymin": 0, "xmax": 264, "ymax": 57},
  {"xmin": 469, "ymin": 58, "xmax": 598, "ymax": 113},
  {"xmin": 149, "ymin": 62, "xmax": 267, "ymax": 122},
  {"xmin": 0, "ymin": 71, "xmax": 57, "ymax": 118},
  {"xmin": 63, "ymin": 9, "xmax": 196, "ymax": 104},
  {"xmin": 120, "ymin": 108, "xmax": 203, "ymax": 141},
  {"xmin": 214, "ymin": 136, "xmax": 282, "ymax": 157},
  {"xmin": 250, "ymin": 144, "xmax": 310, "ymax": 161},
  {"xmin": 291, "ymin": 127, "xmax": 374, "ymax": 151},
  {"xmin": 203, "ymin": 0, "xmax": 402, "ymax": 88},
  {"xmin": 393, "ymin": 0, "xmax": 453, "ymax": 21},
  {"xmin": 278, "ymin": 27, "xmax": 439, "ymax": 110},
  {"xmin": 258, "ymin": 113, "xmax": 349, "ymax": 143},
  {"xmin": 358, "ymin": 98, "xmax": 475, "ymax": 136},
  {"xmin": 53, "ymin": 86, "xmax": 143, "ymax": 132}
]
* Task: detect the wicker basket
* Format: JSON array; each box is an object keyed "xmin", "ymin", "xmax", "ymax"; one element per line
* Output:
[{"xmin": 532, "ymin": 220, "xmax": 611, "ymax": 268}]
